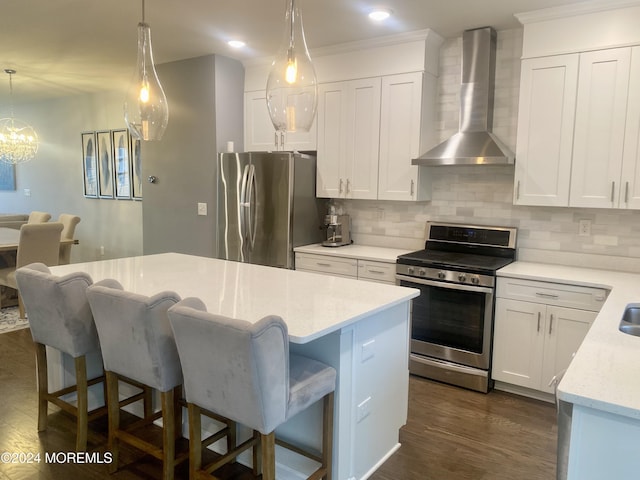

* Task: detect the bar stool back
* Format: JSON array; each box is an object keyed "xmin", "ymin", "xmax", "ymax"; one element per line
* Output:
[
  {"xmin": 168, "ymin": 297, "xmax": 336, "ymax": 480},
  {"xmin": 87, "ymin": 279, "xmax": 185, "ymax": 480}
]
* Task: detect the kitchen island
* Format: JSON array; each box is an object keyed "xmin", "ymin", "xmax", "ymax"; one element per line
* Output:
[
  {"xmin": 498, "ymin": 262, "xmax": 640, "ymax": 480},
  {"xmin": 50, "ymin": 253, "xmax": 419, "ymax": 480}
]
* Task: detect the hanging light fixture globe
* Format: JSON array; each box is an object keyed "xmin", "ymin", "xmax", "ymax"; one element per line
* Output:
[
  {"xmin": 0, "ymin": 69, "xmax": 39, "ymax": 165},
  {"xmin": 124, "ymin": 0, "xmax": 169, "ymax": 141},
  {"xmin": 266, "ymin": 0, "xmax": 317, "ymax": 133}
]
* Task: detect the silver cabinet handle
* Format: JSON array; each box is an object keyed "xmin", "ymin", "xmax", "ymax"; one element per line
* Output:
[
  {"xmin": 536, "ymin": 292, "xmax": 559, "ymax": 299},
  {"xmin": 537, "ymin": 312, "xmax": 541, "ymax": 332},
  {"xmin": 317, "ymin": 262, "xmax": 332, "ymax": 267},
  {"xmin": 611, "ymin": 181, "xmax": 615, "ymax": 203},
  {"xmin": 410, "ymin": 179, "xmax": 415, "ymax": 196},
  {"xmin": 625, "ymin": 181, "xmax": 630, "ymax": 203},
  {"xmin": 549, "ymin": 314, "xmax": 554, "ymax": 335},
  {"xmin": 368, "ymin": 269, "xmax": 386, "ymax": 274},
  {"xmin": 346, "ymin": 179, "xmax": 351, "ymax": 195},
  {"xmin": 274, "ymin": 132, "xmax": 278, "ymax": 148},
  {"xmin": 339, "ymin": 179, "xmax": 343, "ymax": 194},
  {"xmin": 280, "ymin": 132, "xmax": 285, "ymax": 148},
  {"xmin": 516, "ymin": 180, "xmax": 520, "ymax": 200}
]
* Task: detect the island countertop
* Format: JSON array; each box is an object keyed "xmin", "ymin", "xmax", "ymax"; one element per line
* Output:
[
  {"xmin": 50, "ymin": 252, "xmax": 419, "ymax": 344},
  {"xmin": 497, "ymin": 261, "xmax": 640, "ymax": 420}
]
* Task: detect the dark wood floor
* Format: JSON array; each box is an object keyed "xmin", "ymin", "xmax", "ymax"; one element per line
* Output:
[{"xmin": 0, "ymin": 328, "xmax": 557, "ymax": 479}]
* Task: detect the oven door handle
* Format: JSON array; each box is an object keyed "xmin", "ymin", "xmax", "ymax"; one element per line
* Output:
[{"xmin": 396, "ymin": 274, "xmax": 494, "ymax": 294}]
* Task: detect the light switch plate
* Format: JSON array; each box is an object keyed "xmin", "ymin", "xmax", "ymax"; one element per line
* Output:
[{"xmin": 197, "ymin": 203, "xmax": 207, "ymax": 216}]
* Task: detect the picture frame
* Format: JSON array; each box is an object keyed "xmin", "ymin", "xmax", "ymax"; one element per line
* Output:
[
  {"xmin": 81, "ymin": 131, "xmax": 98, "ymax": 197},
  {"xmin": 111, "ymin": 129, "xmax": 131, "ymax": 199},
  {"xmin": 96, "ymin": 130, "xmax": 114, "ymax": 198},
  {"xmin": 0, "ymin": 162, "xmax": 16, "ymax": 191},
  {"xmin": 130, "ymin": 135, "xmax": 142, "ymax": 199}
]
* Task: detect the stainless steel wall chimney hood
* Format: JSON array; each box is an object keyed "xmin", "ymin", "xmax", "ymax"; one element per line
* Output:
[{"xmin": 412, "ymin": 27, "xmax": 515, "ymax": 166}]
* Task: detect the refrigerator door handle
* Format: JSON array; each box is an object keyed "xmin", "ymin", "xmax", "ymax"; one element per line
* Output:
[
  {"xmin": 239, "ymin": 164, "xmax": 251, "ymax": 260},
  {"xmin": 245, "ymin": 165, "xmax": 258, "ymax": 251}
]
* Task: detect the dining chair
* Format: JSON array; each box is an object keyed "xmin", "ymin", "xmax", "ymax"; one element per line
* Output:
[
  {"xmin": 0, "ymin": 222, "xmax": 63, "ymax": 316},
  {"xmin": 86, "ymin": 279, "xmax": 187, "ymax": 480},
  {"xmin": 27, "ymin": 211, "xmax": 51, "ymax": 223},
  {"xmin": 14, "ymin": 263, "xmax": 152, "ymax": 451},
  {"xmin": 58, "ymin": 214, "xmax": 81, "ymax": 265},
  {"xmin": 168, "ymin": 297, "xmax": 336, "ymax": 480}
]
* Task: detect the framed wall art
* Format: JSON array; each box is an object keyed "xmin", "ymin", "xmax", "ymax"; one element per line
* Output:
[
  {"xmin": 81, "ymin": 131, "xmax": 98, "ymax": 197},
  {"xmin": 112, "ymin": 129, "xmax": 131, "ymax": 199},
  {"xmin": 96, "ymin": 130, "xmax": 114, "ymax": 198},
  {"xmin": 130, "ymin": 135, "xmax": 142, "ymax": 199},
  {"xmin": 0, "ymin": 162, "xmax": 16, "ymax": 191}
]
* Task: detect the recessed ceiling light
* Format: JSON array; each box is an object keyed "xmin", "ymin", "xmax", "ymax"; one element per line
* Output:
[
  {"xmin": 228, "ymin": 40, "xmax": 246, "ymax": 49},
  {"xmin": 368, "ymin": 9, "xmax": 392, "ymax": 22}
]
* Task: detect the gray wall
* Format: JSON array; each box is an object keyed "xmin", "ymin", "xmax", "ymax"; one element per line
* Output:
[{"xmin": 142, "ymin": 54, "xmax": 244, "ymax": 257}]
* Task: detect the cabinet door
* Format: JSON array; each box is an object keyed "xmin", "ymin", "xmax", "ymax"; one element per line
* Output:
[
  {"xmin": 317, "ymin": 83, "xmax": 348, "ymax": 198},
  {"xmin": 346, "ymin": 78, "xmax": 381, "ymax": 200},
  {"xmin": 570, "ymin": 48, "xmax": 631, "ymax": 208},
  {"xmin": 378, "ymin": 72, "xmax": 423, "ymax": 201},
  {"xmin": 514, "ymin": 55, "xmax": 579, "ymax": 206},
  {"xmin": 492, "ymin": 299, "xmax": 545, "ymax": 389},
  {"xmin": 540, "ymin": 306, "xmax": 596, "ymax": 394},
  {"xmin": 621, "ymin": 46, "xmax": 640, "ymax": 210},
  {"xmin": 245, "ymin": 90, "xmax": 278, "ymax": 151}
]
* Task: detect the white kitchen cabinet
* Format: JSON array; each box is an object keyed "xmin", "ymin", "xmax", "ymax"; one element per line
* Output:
[
  {"xmin": 378, "ymin": 72, "xmax": 431, "ymax": 201},
  {"xmin": 316, "ymin": 79, "xmax": 381, "ymax": 199},
  {"xmin": 621, "ymin": 46, "xmax": 640, "ymax": 209},
  {"xmin": 514, "ymin": 54, "xmax": 578, "ymax": 206},
  {"xmin": 492, "ymin": 278, "xmax": 606, "ymax": 395},
  {"xmin": 244, "ymin": 90, "xmax": 317, "ymax": 152},
  {"xmin": 295, "ymin": 252, "xmax": 397, "ymax": 285},
  {"xmin": 570, "ymin": 48, "xmax": 631, "ymax": 208}
]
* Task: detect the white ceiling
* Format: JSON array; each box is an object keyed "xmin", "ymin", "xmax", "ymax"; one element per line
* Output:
[{"xmin": 0, "ymin": 0, "xmax": 588, "ymax": 105}]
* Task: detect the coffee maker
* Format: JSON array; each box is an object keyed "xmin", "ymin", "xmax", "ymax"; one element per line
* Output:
[{"xmin": 322, "ymin": 213, "xmax": 352, "ymax": 247}]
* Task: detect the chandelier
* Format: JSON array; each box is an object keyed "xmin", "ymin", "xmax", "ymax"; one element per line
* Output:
[
  {"xmin": 0, "ymin": 69, "xmax": 39, "ymax": 165},
  {"xmin": 124, "ymin": 0, "xmax": 169, "ymax": 141},
  {"xmin": 266, "ymin": 0, "xmax": 317, "ymax": 133}
]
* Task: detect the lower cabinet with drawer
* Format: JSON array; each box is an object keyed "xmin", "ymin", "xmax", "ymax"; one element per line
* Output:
[
  {"xmin": 492, "ymin": 277, "xmax": 608, "ymax": 396},
  {"xmin": 295, "ymin": 253, "xmax": 397, "ymax": 285}
]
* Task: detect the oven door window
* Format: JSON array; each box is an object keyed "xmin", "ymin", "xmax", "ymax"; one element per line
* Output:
[{"xmin": 401, "ymin": 279, "xmax": 489, "ymax": 354}]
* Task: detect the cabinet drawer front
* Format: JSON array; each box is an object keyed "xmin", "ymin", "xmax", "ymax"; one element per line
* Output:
[
  {"xmin": 295, "ymin": 253, "xmax": 357, "ymax": 277},
  {"xmin": 497, "ymin": 277, "xmax": 608, "ymax": 312},
  {"xmin": 358, "ymin": 260, "xmax": 396, "ymax": 283}
]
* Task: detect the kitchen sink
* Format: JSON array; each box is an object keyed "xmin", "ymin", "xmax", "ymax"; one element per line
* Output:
[{"xmin": 619, "ymin": 305, "xmax": 640, "ymax": 336}]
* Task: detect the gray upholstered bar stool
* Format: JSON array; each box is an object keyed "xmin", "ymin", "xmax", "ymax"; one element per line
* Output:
[
  {"xmin": 14, "ymin": 263, "xmax": 151, "ymax": 451},
  {"xmin": 168, "ymin": 297, "xmax": 337, "ymax": 480},
  {"xmin": 86, "ymin": 280, "xmax": 186, "ymax": 480}
]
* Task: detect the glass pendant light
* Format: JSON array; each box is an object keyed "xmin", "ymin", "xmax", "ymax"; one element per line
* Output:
[
  {"xmin": 266, "ymin": 0, "xmax": 317, "ymax": 133},
  {"xmin": 124, "ymin": 0, "xmax": 168, "ymax": 141},
  {"xmin": 0, "ymin": 69, "xmax": 39, "ymax": 165}
]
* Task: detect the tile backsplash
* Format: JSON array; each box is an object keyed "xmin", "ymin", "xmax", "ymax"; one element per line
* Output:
[{"xmin": 333, "ymin": 28, "xmax": 640, "ymax": 272}]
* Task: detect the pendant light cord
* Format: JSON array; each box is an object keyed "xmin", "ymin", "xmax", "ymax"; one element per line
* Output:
[
  {"xmin": 141, "ymin": 0, "xmax": 146, "ymax": 23},
  {"xmin": 4, "ymin": 69, "xmax": 15, "ymax": 118}
]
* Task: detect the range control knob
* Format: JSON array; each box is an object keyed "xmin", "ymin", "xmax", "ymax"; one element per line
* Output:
[
  {"xmin": 437, "ymin": 271, "xmax": 446, "ymax": 280},
  {"xmin": 458, "ymin": 274, "xmax": 467, "ymax": 283},
  {"xmin": 470, "ymin": 277, "xmax": 480, "ymax": 285},
  {"xmin": 407, "ymin": 266, "xmax": 415, "ymax": 275},
  {"xmin": 418, "ymin": 268, "xmax": 426, "ymax": 276}
]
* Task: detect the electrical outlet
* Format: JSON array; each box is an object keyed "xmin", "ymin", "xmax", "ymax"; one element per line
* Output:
[
  {"xmin": 578, "ymin": 219, "xmax": 591, "ymax": 237},
  {"xmin": 23, "ymin": 188, "xmax": 31, "ymax": 197},
  {"xmin": 197, "ymin": 203, "xmax": 207, "ymax": 216},
  {"xmin": 99, "ymin": 246, "xmax": 105, "ymax": 256},
  {"xmin": 357, "ymin": 397, "xmax": 371, "ymax": 423}
]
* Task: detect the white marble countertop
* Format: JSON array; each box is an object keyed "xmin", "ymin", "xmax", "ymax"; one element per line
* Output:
[
  {"xmin": 50, "ymin": 253, "xmax": 419, "ymax": 344},
  {"xmin": 498, "ymin": 261, "xmax": 640, "ymax": 420},
  {"xmin": 294, "ymin": 243, "xmax": 415, "ymax": 263}
]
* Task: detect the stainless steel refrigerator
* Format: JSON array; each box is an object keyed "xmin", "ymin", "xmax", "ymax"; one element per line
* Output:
[{"xmin": 217, "ymin": 152, "xmax": 323, "ymax": 269}]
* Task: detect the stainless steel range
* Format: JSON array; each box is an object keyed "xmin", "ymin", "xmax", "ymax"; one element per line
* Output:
[{"xmin": 396, "ymin": 222, "xmax": 517, "ymax": 393}]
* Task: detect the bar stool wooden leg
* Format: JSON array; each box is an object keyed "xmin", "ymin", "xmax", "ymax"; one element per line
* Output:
[
  {"xmin": 106, "ymin": 371, "xmax": 120, "ymax": 474},
  {"xmin": 74, "ymin": 356, "xmax": 89, "ymax": 451},
  {"xmin": 143, "ymin": 384, "xmax": 153, "ymax": 419},
  {"xmin": 187, "ymin": 403, "xmax": 202, "ymax": 480},
  {"xmin": 323, "ymin": 392, "xmax": 335, "ymax": 480},
  {"xmin": 35, "ymin": 343, "xmax": 48, "ymax": 432},
  {"xmin": 251, "ymin": 428, "xmax": 260, "ymax": 476},
  {"xmin": 173, "ymin": 385, "xmax": 183, "ymax": 440},
  {"xmin": 261, "ymin": 432, "xmax": 276, "ymax": 480},
  {"xmin": 160, "ymin": 389, "xmax": 176, "ymax": 480}
]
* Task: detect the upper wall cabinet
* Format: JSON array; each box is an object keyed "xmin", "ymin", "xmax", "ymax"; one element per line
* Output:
[
  {"xmin": 515, "ymin": 48, "xmax": 640, "ymax": 209},
  {"xmin": 244, "ymin": 90, "xmax": 317, "ymax": 152},
  {"xmin": 515, "ymin": 2, "xmax": 640, "ymax": 210}
]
